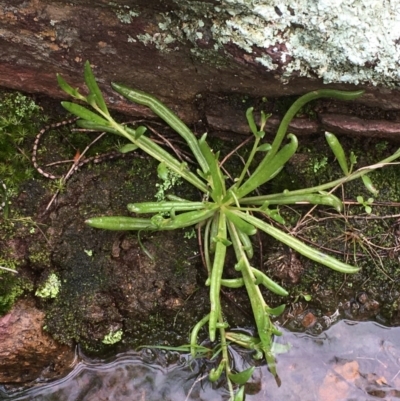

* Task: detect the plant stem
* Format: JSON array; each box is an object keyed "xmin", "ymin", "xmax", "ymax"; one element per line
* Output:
[
  {"xmin": 227, "ymin": 220, "xmax": 277, "ymax": 374},
  {"xmin": 235, "ymin": 135, "xmax": 261, "ymax": 188}
]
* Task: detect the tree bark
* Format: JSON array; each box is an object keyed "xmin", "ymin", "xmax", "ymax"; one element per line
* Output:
[{"xmin": 1, "ymin": 0, "xmax": 400, "ymax": 138}]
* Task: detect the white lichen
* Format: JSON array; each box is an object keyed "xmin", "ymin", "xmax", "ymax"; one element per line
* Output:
[
  {"xmin": 109, "ymin": 2, "xmax": 139, "ymax": 24},
  {"xmin": 136, "ymin": 32, "xmax": 177, "ymax": 52}
]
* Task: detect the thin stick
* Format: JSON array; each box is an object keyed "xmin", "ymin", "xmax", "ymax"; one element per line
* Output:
[{"xmin": 45, "ymin": 132, "xmax": 107, "ymax": 211}]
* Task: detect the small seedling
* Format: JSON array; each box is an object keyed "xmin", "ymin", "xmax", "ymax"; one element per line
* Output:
[
  {"xmin": 357, "ymin": 195, "xmax": 374, "ymax": 214},
  {"xmin": 312, "ymin": 156, "xmax": 328, "ymax": 173},
  {"xmin": 293, "ymin": 293, "xmax": 312, "ymax": 303}
]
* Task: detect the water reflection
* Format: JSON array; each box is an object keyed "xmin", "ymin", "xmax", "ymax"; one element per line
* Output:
[{"xmin": 2, "ymin": 320, "xmax": 400, "ymax": 400}]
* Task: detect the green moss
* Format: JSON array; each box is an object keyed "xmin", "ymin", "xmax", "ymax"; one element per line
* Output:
[
  {"xmin": 0, "ymin": 269, "xmax": 32, "ymax": 315},
  {"xmin": 0, "ymin": 91, "xmax": 43, "ymax": 197},
  {"xmin": 28, "ymin": 244, "xmax": 51, "ymax": 268},
  {"xmin": 35, "ymin": 273, "xmax": 61, "ymax": 299},
  {"xmin": 102, "ymin": 329, "xmax": 123, "ymax": 344}
]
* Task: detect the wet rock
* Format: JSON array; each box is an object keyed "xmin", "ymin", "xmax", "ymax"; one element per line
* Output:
[
  {"xmin": 364, "ymin": 299, "xmax": 380, "ymax": 312},
  {"xmin": 319, "ymin": 360, "xmax": 360, "ymax": 401},
  {"xmin": 265, "ymin": 249, "xmax": 304, "ymax": 284},
  {"xmin": 0, "ymin": 298, "xmax": 75, "ymax": 384},
  {"xmin": 357, "ymin": 292, "xmax": 368, "ymax": 304},
  {"xmin": 301, "ymin": 311, "xmax": 317, "ymax": 328}
]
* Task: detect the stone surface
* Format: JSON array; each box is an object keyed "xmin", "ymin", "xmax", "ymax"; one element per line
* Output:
[
  {"xmin": 0, "ymin": 299, "xmax": 75, "ymax": 384},
  {"xmin": 0, "ymin": 0, "xmax": 399, "ymax": 139}
]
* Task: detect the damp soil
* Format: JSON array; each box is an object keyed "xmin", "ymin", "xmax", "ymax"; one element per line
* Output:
[{"xmin": 1, "ymin": 90, "xmax": 400, "ymax": 390}]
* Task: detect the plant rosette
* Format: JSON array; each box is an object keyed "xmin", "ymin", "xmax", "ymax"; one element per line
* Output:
[{"xmin": 58, "ymin": 61, "xmax": 400, "ymax": 401}]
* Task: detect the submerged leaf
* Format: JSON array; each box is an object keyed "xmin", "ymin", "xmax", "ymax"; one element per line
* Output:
[{"xmin": 229, "ymin": 366, "xmax": 255, "ymax": 385}]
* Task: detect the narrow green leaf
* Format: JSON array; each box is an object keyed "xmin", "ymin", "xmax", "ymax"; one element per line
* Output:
[
  {"xmin": 190, "ymin": 314, "xmax": 210, "ymax": 357},
  {"xmin": 257, "ymin": 143, "xmax": 272, "ymax": 152},
  {"xmin": 237, "ymin": 228, "xmax": 254, "ymax": 259},
  {"xmin": 118, "ymin": 126, "xmax": 208, "ymax": 193},
  {"xmin": 198, "ymin": 134, "xmax": 225, "ymax": 200},
  {"xmin": 86, "ymin": 93, "xmax": 97, "ymax": 108},
  {"xmin": 246, "ymin": 107, "xmax": 258, "ymax": 136},
  {"xmin": 252, "ymin": 268, "xmax": 288, "ymax": 296},
  {"xmin": 265, "ymin": 304, "xmax": 286, "ymax": 316},
  {"xmin": 266, "ymin": 89, "xmax": 364, "ymax": 165},
  {"xmin": 84, "ymin": 60, "xmax": 109, "ymax": 115},
  {"xmin": 61, "ymin": 102, "xmax": 109, "ymax": 125},
  {"xmin": 350, "ymin": 151, "xmax": 357, "ymax": 166},
  {"xmin": 225, "ymin": 332, "xmax": 260, "ymax": 349},
  {"xmin": 85, "ymin": 216, "xmax": 156, "ymax": 231},
  {"xmin": 155, "ymin": 208, "xmax": 216, "ymax": 230},
  {"xmin": 256, "ymin": 192, "xmax": 343, "ymax": 212},
  {"xmin": 119, "ymin": 143, "xmax": 139, "ymax": 153},
  {"xmin": 134, "ymin": 125, "xmax": 147, "ymax": 139},
  {"xmin": 220, "ymin": 278, "xmax": 244, "ymax": 288},
  {"xmin": 75, "ymin": 119, "xmax": 120, "ymax": 135},
  {"xmin": 57, "ymin": 74, "xmax": 85, "ymax": 100},
  {"xmin": 260, "ymin": 111, "xmax": 272, "ymax": 132},
  {"xmin": 209, "ymin": 212, "xmax": 219, "ymax": 254},
  {"xmin": 111, "ymin": 82, "xmax": 209, "ymax": 174},
  {"xmin": 209, "ymin": 359, "xmax": 226, "ymax": 382},
  {"xmin": 127, "ymin": 201, "xmax": 205, "ymax": 214},
  {"xmin": 260, "ymin": 206, "xmax": 286, "ymax": 224},
  {"xmin": 122, "ymin": 127, "xmax": 208, "ymax": 193},
  {"xmin": 209, "ymin": 212, "xmax": 227, "ymax": 341},
  {"xmin": 233, "ymin": 386, "xmax": 245, "ymax": 401},
  {"xmin": 213, "ymin": 236, "xmax": 232, "ymax": 246},
  {"xmin": 325, "ymin": 132, "xmax": 349, "ymax": 175},
  {"xmin": 238, "ymin": 211, "xmax": 360, "ymax": 274},
  {"xmin": 237, "ymin": 133, "xmax": 298, "ymax": 198},
  {"xmin": 225, "ymin": 209, "xmax": 257, "ymax": 236},
  {"xmin": 361, "ymin": 174, "xmax": 379, "ymax": 195},
  {"xmin": 229, "ymin": 366, "xmax": 255, "ymax": 385}
]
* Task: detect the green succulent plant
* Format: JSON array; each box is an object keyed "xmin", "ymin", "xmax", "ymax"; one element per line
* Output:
[{"xmin": 58, "ymin": 61, "xmax": 400, "ymax": 401}]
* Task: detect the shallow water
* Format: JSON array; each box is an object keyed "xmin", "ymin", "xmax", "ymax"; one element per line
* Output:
[{"xmin": 2, "ymin": 320, "xmax": 400, "ymax": 401}]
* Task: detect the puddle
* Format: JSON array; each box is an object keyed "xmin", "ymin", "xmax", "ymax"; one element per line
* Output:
[{"xmin": 1, "ymin": 320, "xmax": 400, "ymax": 401}]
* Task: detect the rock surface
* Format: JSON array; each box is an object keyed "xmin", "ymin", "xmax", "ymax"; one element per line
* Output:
[{"xmin": 0, "ymin": 299, "xmax": 75, "ymax": 384}]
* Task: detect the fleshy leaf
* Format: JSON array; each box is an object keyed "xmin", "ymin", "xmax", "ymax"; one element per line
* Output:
[
  {"xmin": 61, "ymin": 102, "xmax": 109, "ymax": 125},
  {"xmin": 229, "ymin": 366, "xmax": 255, "ymax": 385},
  {"xmin": 84, "ymin": 60, "xmax": 109, "ymax": 115}
]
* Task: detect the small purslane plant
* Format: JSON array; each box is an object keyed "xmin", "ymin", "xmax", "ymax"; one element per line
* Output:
[{"xmin": 58, "ymin": 62, "xmax": 400, "ymax": 401}]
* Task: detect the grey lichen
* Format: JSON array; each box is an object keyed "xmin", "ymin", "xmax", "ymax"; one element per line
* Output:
[
  {"xmin": 108, "ymin": 2, "xmax": 139, "ymax": 24},
  {"xmin": 215, "ymin": 0, "xmax": 400, "ymax": 86},
  {"xmin": 133, "ymin": 0, "xmax": 400, "ymax": 87}
]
